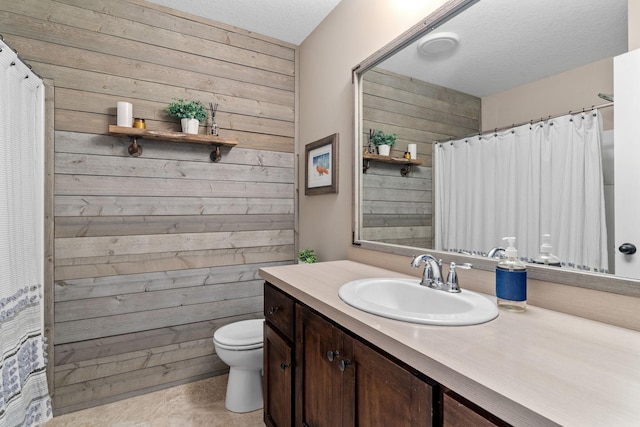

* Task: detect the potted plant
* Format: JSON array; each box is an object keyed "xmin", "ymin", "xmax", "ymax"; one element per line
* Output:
[
  {"xmin": 370, "ymin": 130, "xmax": 397, "ymax": 156},
  {"xmin": 165, "ymin": 98, "xmax": 207, "ymax": 134},
  {"xmin": 298, "ymin": 249, "xmax": 317, "ymax": 264}
]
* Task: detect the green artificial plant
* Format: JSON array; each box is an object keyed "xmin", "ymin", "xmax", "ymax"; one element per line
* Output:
[
  {"xmin": 370, "ymin": 130, "xmax": 397, "ymax": 146},
  {"xmin": 298, "ymin": 249, "xmax": 317, "ymax": 264},
  {"xmin": 165, "ymin": 98, "xmax": 208, "ymax": 123}
]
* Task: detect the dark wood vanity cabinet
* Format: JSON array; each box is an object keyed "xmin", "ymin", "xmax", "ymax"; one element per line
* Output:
[
  {"xmin": 263, "ymin": 281, "xmax": 507, "ymax": 427},
  {"xmin": 264, "ymin": 283, "xmax": 295, "ymax": 427},
  {"xmin": 295, "ymin": 303, "xmax": 354, "ymax": 426},
  {"xmin": 350, "ymin": 337, "xmax": 433, "ymax": 426},
  {"xmin": 295, "ymin": 303, "xmax": 433, "ymax": 427},
  {"xmin": 442, "ymin": 390, "xmax": 508, "ymax": 427},
  {"xmin": 264, "ymin": 324, "xmax": 293, "ymax": 427}
]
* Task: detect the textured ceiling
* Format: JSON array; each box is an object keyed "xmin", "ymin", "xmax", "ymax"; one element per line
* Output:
[
  {"xmin": 379, "ymin": 0, "xmax": 628, "ymax": 97},
  {"xmin": 146, "ymin": 0, "xmax": 342, "ymax": 45}
]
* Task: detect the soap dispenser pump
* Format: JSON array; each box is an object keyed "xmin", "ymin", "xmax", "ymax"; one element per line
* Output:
[
  {"xmin": 496, "ymin": 236, "xmax": 527, "ymax": 312},
  {"xmin": 532, "ymin": 234, "xmax": 561, "ymax": 267}
]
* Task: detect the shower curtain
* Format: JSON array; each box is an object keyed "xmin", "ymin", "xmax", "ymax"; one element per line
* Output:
[
  {"xmin": 434, "ymin": 110, "xmax": 608, "ymax": 273},
  {"xmin": 0, "ymin": 39, "xmax": 52, "ymax": 426}
]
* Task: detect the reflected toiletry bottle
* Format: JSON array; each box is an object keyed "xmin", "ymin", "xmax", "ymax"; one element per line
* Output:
[
  {"xmin": 496, "ymin": 236, "xmax": 527, "ymax": 312},
  {"xmin": 532, "ymin": 234, "xmax": 561, "ymax": 267}
]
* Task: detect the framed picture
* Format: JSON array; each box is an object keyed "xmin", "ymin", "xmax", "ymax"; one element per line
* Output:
[{"xmin": 305, "ymin": 133, "xmax": 339, "ymax": 195}]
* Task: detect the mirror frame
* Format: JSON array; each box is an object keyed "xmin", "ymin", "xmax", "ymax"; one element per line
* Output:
[{"xmin": 352, "ymin": 0, "xmax": 640, "ymax": 298}]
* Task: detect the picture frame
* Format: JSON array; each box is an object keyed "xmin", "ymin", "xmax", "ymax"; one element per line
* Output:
[{"xmin": 305, "ymin": 133, "xmax": 339, "ymax": 195}]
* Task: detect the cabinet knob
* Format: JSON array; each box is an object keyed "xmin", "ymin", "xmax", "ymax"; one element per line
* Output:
[
  {"xmin": 339, "ymin": 359, "xmax": 351, "ymax": 371},
  {"xmin": 268, "ymin": 306, "xmax": 279, "ymax": 315},
  {"xmin": 280, "ymin": 362, "xmax": 291, "ymax": 371},
  {"xmin": 326, "ymin": 350, "xmax": 339, "ymax": 362}
]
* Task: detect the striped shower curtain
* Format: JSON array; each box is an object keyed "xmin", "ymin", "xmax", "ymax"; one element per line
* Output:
[
  {"xmin": 434, "ymin": 110, "xmax": 608, "ymax": 273},
  {"xmin": 0, "ymin": 39, "xmax": 52, "ymax": 426}
]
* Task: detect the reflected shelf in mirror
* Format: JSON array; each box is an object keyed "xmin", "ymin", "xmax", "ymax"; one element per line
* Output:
[{"xmin": 362, "ymin": 152, "xmax": 423, "ymax": 176}]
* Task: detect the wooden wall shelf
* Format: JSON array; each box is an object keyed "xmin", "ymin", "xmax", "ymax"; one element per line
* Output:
[
  {"xmin": 362, "ymin": 152, "xmax": 423, "ymax": 176},
  {"xmin": 108, "ymin": 125, "xmax": 238, "ymax": 161}
]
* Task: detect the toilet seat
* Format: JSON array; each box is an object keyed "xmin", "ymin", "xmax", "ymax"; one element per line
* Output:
[{"xmin": 213, "ymin": 319, "xmax": 264, "ymax": 350}]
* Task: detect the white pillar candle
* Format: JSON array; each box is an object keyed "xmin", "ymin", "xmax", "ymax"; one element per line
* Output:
[
  {"xmin": 117, "ymin": 101, "xmax": 133, "ymax": 127},
  {"xmin": 408, "ymin": 143, "xmax": 417, "ymax": 159}
]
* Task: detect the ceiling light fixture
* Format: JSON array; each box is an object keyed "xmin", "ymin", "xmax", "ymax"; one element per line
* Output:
[{"xmin": 417, "ymin": 32, "xmax": 460, "ymax": 57}]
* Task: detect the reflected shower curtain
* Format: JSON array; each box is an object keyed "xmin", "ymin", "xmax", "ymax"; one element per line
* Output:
[
  {"xmin": 0, "ymin": 40, "xmax": 52, "ymax": 426},
  {"xmin": 434, "ymin": 111, "xmax": 608, "ymax": 272}
]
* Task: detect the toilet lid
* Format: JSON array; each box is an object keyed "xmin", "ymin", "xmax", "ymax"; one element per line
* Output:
[{"xmin": 213, "ymin": 319, "xmax": 264, "ymax": 347}]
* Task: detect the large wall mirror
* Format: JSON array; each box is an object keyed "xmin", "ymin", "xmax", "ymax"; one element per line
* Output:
[{"xmin": 353, "ymin": 0, "xmax": 640, "ymax": 296}]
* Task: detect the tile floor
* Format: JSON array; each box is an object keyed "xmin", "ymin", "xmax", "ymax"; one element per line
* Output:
[{"xmin": 43, "ymin": 375, "xmax": 265, "ymax": 427}]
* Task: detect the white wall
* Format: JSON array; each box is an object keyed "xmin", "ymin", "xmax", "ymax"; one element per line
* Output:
[{"xmin": 297, "ymin": 0, "xmax": 447, "ymax": 261}]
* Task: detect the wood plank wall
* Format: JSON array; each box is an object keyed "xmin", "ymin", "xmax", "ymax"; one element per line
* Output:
[
  {"xmin": 0, "ymin": 0, "xmax": 296, "ymax": 414},
  {"xmin": 361, "ymin": 68, "xmax": 480, "ymax": 248}
]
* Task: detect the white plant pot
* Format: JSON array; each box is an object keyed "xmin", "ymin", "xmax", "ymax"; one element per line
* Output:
[
  {"xmin": 181, "ymin": 118, "xmax": 200, "ymax": 134},
  {"xmin": 377, "ymin": 145, "xmax": 391, "ymax": 156}
]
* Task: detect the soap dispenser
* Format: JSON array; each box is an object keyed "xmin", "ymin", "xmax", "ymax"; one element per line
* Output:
[
  {"xmin": 532, "ymin": 234, "xmax": 561, "ymax": 267},
  {"xmin": 496, "ymin": 236, "xmax": 527, "ymax": 312}
]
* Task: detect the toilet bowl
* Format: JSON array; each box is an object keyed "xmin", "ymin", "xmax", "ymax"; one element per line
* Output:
[{"xmin": 213, "ymin": 318, "xmax": 264, "ymax": 413}]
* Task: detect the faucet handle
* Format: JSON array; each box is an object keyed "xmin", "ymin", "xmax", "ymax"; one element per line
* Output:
[{"xmin": 445, "ymin": 262, "xmax": 472, "ymax": 293}]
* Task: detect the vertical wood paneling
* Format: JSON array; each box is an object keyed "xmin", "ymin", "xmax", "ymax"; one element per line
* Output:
[
  {"xmin": 361, "ymin": 68, "xmax": 480, "ymax": 248},
  {"xmin": 0, "ymin": 0, "xmax": 296, "ymax": 414}
]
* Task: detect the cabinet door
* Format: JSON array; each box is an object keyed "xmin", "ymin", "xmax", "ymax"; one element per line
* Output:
[
  {"xmin": 295, "ymin": 305, "xmax": 353, "ymax": 427},
  {"xmin": 351, "ymin": 339, "xmax": 433, "ymax": 427},
  {"xmin": 442, "ymin": 391, "xmax": 509, "ymax": 427},
  {"xmin": 264, "ymin": 323, "xmax": 293, "ymax": 427}
]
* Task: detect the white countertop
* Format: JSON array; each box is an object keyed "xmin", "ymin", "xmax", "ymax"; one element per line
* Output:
[{"xmin": 259, "ymin": 260, "xmax": 640, "ymax": 427}]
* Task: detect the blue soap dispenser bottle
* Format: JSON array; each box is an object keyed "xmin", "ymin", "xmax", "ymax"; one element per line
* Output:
[{"xmin": 496, "ymin": 236, "xmax": 527, "ymax": 312}]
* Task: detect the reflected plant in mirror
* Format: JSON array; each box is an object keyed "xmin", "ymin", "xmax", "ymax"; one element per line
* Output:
[
  {"xmin": 353, "ymin": 0, "xmax": 640, "ymax": 292},
  {"xmin": 369, "ymin": 130, "xmax": 397, "ymax": 156}
]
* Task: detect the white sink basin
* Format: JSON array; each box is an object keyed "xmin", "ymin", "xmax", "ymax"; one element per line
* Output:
[{"xmin": 338, "ymin": 278, "xmax": 498, "ymax": 326}]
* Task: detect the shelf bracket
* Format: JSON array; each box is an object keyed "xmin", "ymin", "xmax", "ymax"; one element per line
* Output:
[
  {"xmin": 363, "ymin": 159, "xmax": 371, "ymax": 174},
  {"xmin": 400, "ymin": 165, "xmax": 412, "ymax": 177},
  {"xmin": 127, "ymin": 137, "xmax": 143, "ymax": 157},
  {"xmin": 210, "ymin": 145, "xmax": 222, "ymax": 162}
]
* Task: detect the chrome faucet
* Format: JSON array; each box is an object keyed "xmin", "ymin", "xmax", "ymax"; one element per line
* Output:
[
  {"xmin": 411, "ymin": 254, "xmax": 472, "ymax": 293},
  {"xmin": 411, "ymin": 254, "xmax": 443, "ymax": 288},
  {"xmin": 487, "ymin": 247, "xmax": 506, "ymax": 259}
]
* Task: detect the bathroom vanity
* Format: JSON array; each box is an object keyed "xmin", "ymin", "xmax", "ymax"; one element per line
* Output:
[{"xmin": 260, "ymin": 260, "xmax": 640, "ymax": 427}]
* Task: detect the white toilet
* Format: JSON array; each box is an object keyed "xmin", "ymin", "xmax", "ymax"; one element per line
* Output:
[{"xmin": 213, "ymin": 318, "xmax": 264, "ymax": 413}]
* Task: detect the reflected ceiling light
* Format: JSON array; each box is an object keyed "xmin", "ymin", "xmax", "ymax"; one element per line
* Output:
[{"xmin": 417, "ymin": 32, "xmax": 460, "ymax": 57}]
